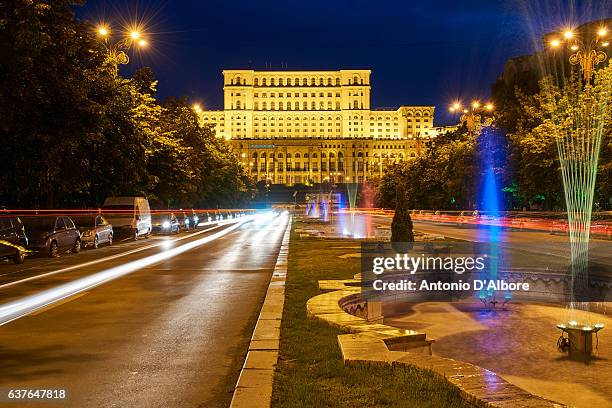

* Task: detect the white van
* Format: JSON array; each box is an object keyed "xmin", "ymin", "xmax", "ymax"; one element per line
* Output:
[{"xmin": 102, "ymin": 197, "xmax": 152, "ymax": 240}]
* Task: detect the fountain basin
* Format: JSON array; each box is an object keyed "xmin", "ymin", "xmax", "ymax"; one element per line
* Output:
[{"xmin": 557, "ymin": 322, "xmax": 604, "ymax": 355}]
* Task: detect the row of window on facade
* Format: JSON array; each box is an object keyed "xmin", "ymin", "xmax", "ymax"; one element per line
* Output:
[
  {"xmin": 244, "ymin": 122, "xmax": 402, "ymax": 130},
  {"xmin": 225, "ymin": 123, "xmax": 421, "ymax": 132},
  {"xmin": 262, "ymin": 175, "xmax": 365, "ymax": 184},
  {"xmin": 248, "ymin": 132, "xmax": 402, "ymax": 139},
  {"xmin": 250, "ymin": 159, "xmax": 406, "ymax": 173},
  {"xmin": 249, "ymin": 91, "xmax": 347, "ymax": 98},
  {"xmin": 202, "ymin": 112, "xmax": 430, "ymax": 121},
  {"xmin": 251, "ymin": 151, "xmax": 344, "ymax": 159},
  {"xmin": 252, "ymin": 162, "xmax": 344, "ymax": 172},
  {"xmin": 243, "ymin": 142, "xmax": 408, "ymax": 150},
  {"xmin": 232, "ymin": 101, "xmax": 365, "ymax": 110},
  {"xmin": 228, "ymin": 116, "xmax": 399, "ymax": 124},
  {"xmin": 231, "ymin": 76, "xmax": 366, "ymax": 86},
  {"xmin": 239, "ymin": 91, "xmax": 363, "ymax": 98},
  {"xmin": 249, "ymin": 151, "xmax": 408, "ymax": 159}
]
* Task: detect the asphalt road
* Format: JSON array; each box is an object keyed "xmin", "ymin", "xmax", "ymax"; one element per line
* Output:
[{"xmin": 0, "ymin": 213, "xmax": 288, "ymax": 408}]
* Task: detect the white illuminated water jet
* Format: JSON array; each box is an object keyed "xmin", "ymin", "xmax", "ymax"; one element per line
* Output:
[
  {"xmin": 518, "ymin": 7, "xmax": 611, "ymax": 353},
  {"xmin": 545, "ymin": 69, "xmax": 612, "ymax": 324}
]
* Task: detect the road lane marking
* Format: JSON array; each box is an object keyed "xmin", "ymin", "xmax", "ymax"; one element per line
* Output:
[
  {"xmin": 0, "ymin": 215, "xmax": 264, "ymax": 326},
  {"xmin": 0, "ymin": 222, "xmax": 235, "ymax": 290}
]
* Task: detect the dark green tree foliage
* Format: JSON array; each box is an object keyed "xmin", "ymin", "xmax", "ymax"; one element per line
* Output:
[
  {"xmin": 148, "ymin": 97, "xmax": 253, "ymax": 208},
  {"xmin": 391, "ymin": 193, "xmax": 414, "ymax": 243},
  {"xmin": 376, "ymin": 129, "xmax": 479, "ymax": 210},
  {"xmin": 391, "ymin": 188, "xmax": 414, "ymax": 254},
  {"xmin": 376, "ymin": 65, "xmax": 611, "ymax": 211},
  {"xmin": 0, "ymin": 1, "xmax": 253, "ymax": 208},
  {"xmin": 505, "ymin": 86, "xmax": 564, "ymax": 210},
  {"xmin": 0, "ymin": 0, "xmax": 106, "ymax": 206}
]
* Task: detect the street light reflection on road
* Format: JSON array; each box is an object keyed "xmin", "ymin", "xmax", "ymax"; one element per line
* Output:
[
  {"xmin": 0, "ymin": 211, "xmax": 281, "ymax": 326},
  {"xmin": 253, "ymin": 210, "xmax": 280, "ymax": 225},
  {"xmin": 209, "ymin": 211, "xmax": 289, "ymax": 272},
  {"xmin": 160, "ymin": 237, "xmax": 175, "ymax": 250}
]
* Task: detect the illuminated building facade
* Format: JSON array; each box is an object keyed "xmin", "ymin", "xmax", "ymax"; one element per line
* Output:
[{"xmin": 198, "ymin": 69, "xmax": 437, "ymax": 184}]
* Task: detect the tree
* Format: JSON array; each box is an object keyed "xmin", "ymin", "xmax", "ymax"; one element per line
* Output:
[
  {"xmin": 148, "ymin": 96, "xmax": 254, "ymax": 209},
  {"xmin": 391, "ymin": 188, "xmax": 414, "ymax": 253},
  {"xmin": 84, "ymin": 71, "xmax": 161, "ymax": 205},
  {"xmin": 375, "ymin": 128, "xmax": 479, "ymax": 210},
  {"xmin": 0, "ymin": 0, "xmax": 107, "ymax": 206},
  {"xmin": 0, "ymin": 2, "xmax": 254, "ymax": 209},
  {"xmin": 391, "ymin": 196, "xmax": 414, "ymax": 243}
]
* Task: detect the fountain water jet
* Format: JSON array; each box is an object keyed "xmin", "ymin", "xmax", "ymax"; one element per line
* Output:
[
  {"xmin": 476, "ymin": 127, "xmax": 509, "ymax": 309},
  {"xmin": 345, "ymin": 182, "xmax": 359, "ymax": 235},
  {"xmin": 541, "ymin": 37, "xmax": 612, "ymax": 354},
  {"xmin": 514, "ymin": 0, "xmax": 612, "ymax": 358}
]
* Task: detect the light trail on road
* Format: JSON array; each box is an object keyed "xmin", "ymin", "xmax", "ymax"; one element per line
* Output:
[
  {"xmin": 0, "ymin": 213, "xmax": 274, "ymax": 326},
  {"xmin": 0, "ymin": 223, "xmax": 225, "ymax": 290}
]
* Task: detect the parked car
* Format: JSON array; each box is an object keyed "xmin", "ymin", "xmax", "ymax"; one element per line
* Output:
[
  {"xmin": 102, "ymin": 196, "xmax": 152, "ymax": 240},
  {"xmin": 151, "ymin": 213, "xmax": 180, "ymax": 234},
  {"xmin": 73, "ymin": 215, "xmax": 113, "ymax": 249},
  {"xmin": 25, "ymin": 216, "xmax": 81, "ymax": 257},
  {"xmin": 0, "ymin": 212, "xmax": 29, "ymax": 264}
]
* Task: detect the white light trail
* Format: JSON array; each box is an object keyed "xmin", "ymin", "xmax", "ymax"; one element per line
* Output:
[
  {"xmin": 0, "ymin": 219, "xmax": 236, "ymax": 290},
  {"xmin": 0, "ymin": 214, "xmax": 264, "ymax": 326}
]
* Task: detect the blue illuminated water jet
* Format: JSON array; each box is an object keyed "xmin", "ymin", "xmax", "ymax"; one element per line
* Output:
[{"xmin": 477, "ymin": 127, "xmax": 509, "ymax": 307}]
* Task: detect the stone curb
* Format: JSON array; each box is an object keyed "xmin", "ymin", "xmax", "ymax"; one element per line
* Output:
[
  {"xmin": 229, "ymin": 216, "xmax": 291, "ymax": 408},
  {"xmin": 307, "ymin": 280, "xmax": 566, "ymax": 408}
]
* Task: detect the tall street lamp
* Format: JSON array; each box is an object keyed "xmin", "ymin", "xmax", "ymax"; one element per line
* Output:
[
  {"xmin": 96, "ymin": 24, "xmax": 148, "ymax": 75},
  {"xmin": 548, "ymin": 26, "xmax": 609, "ymax": 82},
  {"xmin": 192, "ymin": 103, "xmax": 203, "ymax": 125},
  {"xmin": 449, "ymin": 100, "xmax": 494, "ymax": 135}
]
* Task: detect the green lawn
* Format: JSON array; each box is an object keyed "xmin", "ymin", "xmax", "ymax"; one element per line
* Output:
[{"xmin": 271, "ymin": 221, "xmax": 472, "ymax": 408}]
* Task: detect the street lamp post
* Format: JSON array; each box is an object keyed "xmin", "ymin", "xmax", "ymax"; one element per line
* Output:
[
  {"xmin": 449, "ymin": 100, "xmax": 494, "ymax": 135},
  {"xmin": 548, "ymin": 27, "xmax": 609, "ymax": 82},
  {"xmin": 96, "ymin": 25, "xmax": 148, "ymax": 75},
  {"xmin": 546, "ymin": 25, "xmax": 610, "ymax": 350}
]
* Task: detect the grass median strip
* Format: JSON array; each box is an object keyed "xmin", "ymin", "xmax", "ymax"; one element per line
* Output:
[{"xmin": 271, "ymin": 221, "xmax": 471, "ymax": 408}]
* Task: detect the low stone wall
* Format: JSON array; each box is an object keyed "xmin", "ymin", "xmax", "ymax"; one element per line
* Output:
[
  {"xmin": 307, "ymin": 280, "xmax": 566, "ymax": 408},
  {"xmin": 359, "ymin": 269, "xmax": 612, "ymax": 312}
]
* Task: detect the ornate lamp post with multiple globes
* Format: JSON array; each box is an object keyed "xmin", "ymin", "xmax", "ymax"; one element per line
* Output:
[
  {"xmin": 95, "ymin": 24, "xmax": 148, "ymax": 75},
  {"xmin": 547, "ymin": 24, "xmax": 610, "ymax": 354},
  {"xmin": 448, "ymin": 100, "xmax": 494, "ymax": 135},
  {"xmin": 548, "ymin": 26, "xmax": 609, "ymax": 82}
]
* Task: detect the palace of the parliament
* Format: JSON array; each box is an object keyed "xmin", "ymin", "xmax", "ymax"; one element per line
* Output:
[{"xmin": 198, "ymin": 69, "xmax": 441, "ymax": 185}]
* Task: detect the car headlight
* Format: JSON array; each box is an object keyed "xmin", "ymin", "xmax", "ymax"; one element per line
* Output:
[{"xmin": 162, "ymin": 221, "xmax": 171, "ymax": 229}]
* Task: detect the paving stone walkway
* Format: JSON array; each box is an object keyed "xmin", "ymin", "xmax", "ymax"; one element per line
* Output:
[
  {"xmin": 307, "ymin": 280, "xmax": 566, "ymax": 408},
  {"xmin": 386, "ymin": 302, "xmax": 612, "ymax": 408}
]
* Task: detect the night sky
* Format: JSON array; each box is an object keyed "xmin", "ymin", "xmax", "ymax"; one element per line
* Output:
[{"xmin": 75, "ymin": 0, "xmax": 608, "ymax": 124}]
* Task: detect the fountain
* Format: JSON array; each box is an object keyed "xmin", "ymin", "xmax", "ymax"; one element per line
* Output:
[
  {"xmin": 476, "ymin": 127, "xmax": 510, "ymax": 310},
  {"xmin": 541, "ymin": 25, "xmax": 612, "ymax": 355},
  {"xmin": 345, "ymin": 182, "xmax": 359, "ymax": 235},
  {"xmin": 346, "ymin": 182, "xmax": 359, "ymax": 211}
]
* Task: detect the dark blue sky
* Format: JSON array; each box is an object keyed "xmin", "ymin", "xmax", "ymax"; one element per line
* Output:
[{"xmin": 75, "ymin": 0, "xmax": 606, "ymax": 124}]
